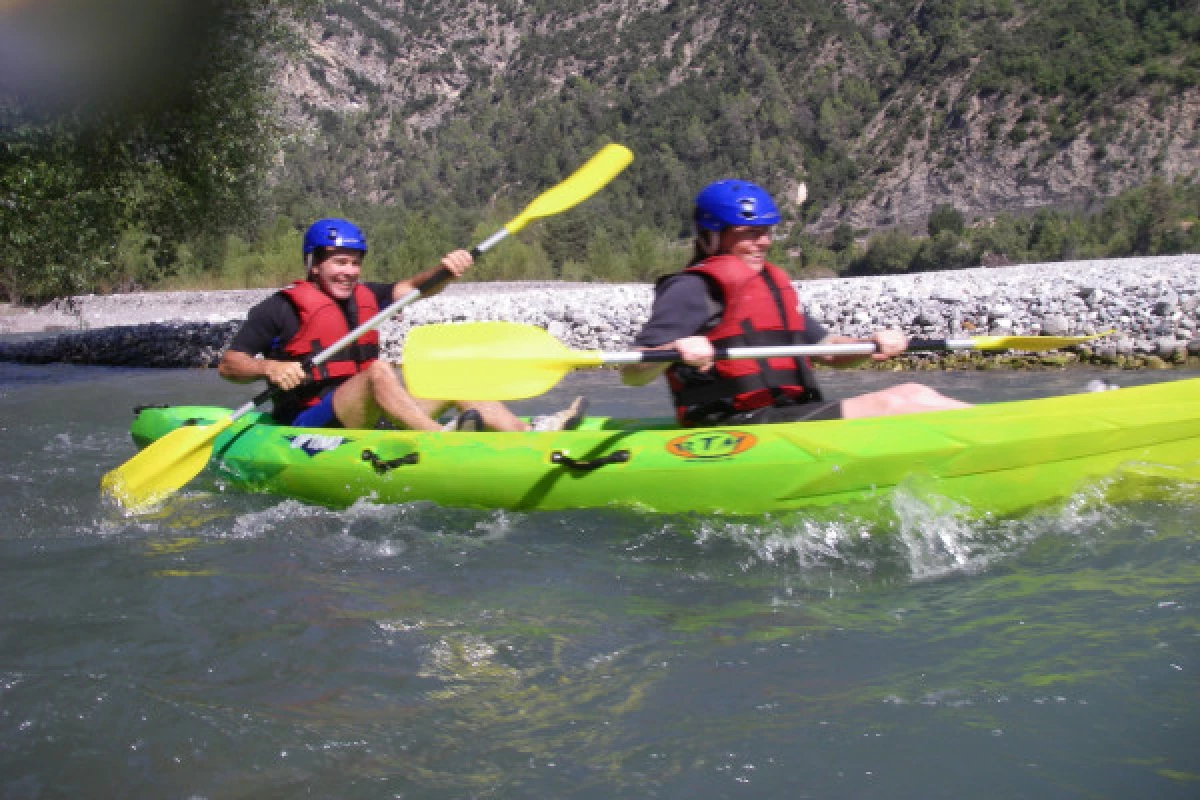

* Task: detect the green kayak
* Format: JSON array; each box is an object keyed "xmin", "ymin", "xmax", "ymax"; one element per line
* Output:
[{"xmin": 127, "ymin": 377, "xmax": 1200, "ymax": 516}]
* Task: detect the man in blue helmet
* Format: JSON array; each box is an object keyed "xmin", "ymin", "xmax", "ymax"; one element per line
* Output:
[
  {"xmin": 219, "ymin": 218, "xmax": 586, "ymax": 432},
  {"xmin": 621, "ymin": 181, "xmax": 968, "ymax": 426}
]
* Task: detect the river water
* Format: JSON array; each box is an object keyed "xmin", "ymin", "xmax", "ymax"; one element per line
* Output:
[{"xmin": 1, "ymin": 363, "xmax": 1198, "ymax": 798}]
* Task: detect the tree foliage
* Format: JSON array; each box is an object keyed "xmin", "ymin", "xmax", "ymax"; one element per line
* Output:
[
  {"xmin": 928, "ymin": 204, "xmax": 966, "ymax": 237},
  {"xmin": 847, "ymin": 176, "xmax": 1200, "ymax": 275},
  {"xmin": 0, "ymin": 0, "xmax": 301, "ymax": 303}
]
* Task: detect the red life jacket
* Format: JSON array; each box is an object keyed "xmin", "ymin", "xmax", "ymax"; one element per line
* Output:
[
  {"xmin": 665, "ymin": 255, "xmax": 822, "ymax": 425},
  {"xmin": 276, "ymin": 281, "xmax": 381, "ymax": 406}
]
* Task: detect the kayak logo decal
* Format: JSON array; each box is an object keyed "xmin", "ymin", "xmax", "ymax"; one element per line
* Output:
[
  {"xmin": 286, "ymin": 433, "xmax": 349, "ymax": 457},
  {"xmin": 665, "ymin": 430, "xmax": 757, "ymax": 460}
]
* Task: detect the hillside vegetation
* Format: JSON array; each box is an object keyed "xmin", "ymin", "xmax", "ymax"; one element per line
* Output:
[
  {"xmin": 276, "ymin": 0, "xmax": 1198, "ymax": 226},
  {"xmin": 3, "ymin": 0, "xmax": 1198, "ymax": 300}
]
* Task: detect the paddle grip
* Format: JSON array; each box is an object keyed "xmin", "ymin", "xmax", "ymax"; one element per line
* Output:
[
  {"xmin": 907, "ymin": 338, "xmax": 954, "ymax": 351},
  {"xmin": 638, "ymin": 349, "xmax": 686, "ymax": 363},
  {"xmin": 413, "ymin": 266, "xmax": 455, "ymax": 294},
  {"xmin": 251, "ymin": 386, "xmax": 275, "ymax": 407}
]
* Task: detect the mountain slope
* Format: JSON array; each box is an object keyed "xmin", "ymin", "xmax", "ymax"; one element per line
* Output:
[{"xmin": 272, "ymin": 0, "xmax": 1200, "ymax": 234}]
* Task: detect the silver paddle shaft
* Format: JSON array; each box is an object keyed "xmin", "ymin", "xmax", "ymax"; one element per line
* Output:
[{"xmin": 600, "ymin": 337, "xmax": 978, "ymax": 365}]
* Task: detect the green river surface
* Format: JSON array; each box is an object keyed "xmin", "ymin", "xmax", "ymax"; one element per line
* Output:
[{"xmin": 1, "ymin": 362, "xmax": 1197, "ymax": 798}]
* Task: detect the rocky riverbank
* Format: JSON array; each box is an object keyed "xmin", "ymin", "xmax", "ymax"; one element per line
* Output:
[{"xmin": 2, "ymin": 255, "xmax": 1198, "ymax": 370}]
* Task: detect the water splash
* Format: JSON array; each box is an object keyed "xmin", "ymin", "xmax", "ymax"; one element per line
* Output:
[
  {"xmin": 675, "ymin": 477, "xmax": 1155, "ymax": 584},
  {"xmin": 890, "ymin": 489, "xmax": 1005, "ymax": 581}
]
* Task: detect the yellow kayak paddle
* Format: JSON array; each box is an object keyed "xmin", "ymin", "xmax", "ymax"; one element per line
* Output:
[
  {"xmin": 101, "ymin": 144, "xmax": 635, "ymax": 512},
  {"xmin": 402, "ymin": 321, "xmax": 1113, "ymax": 401}
]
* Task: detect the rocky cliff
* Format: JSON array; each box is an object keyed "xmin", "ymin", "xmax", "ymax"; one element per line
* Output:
[{"xmin": 270, "ymin": 0, "xmax": 1200, "ymax": 233}]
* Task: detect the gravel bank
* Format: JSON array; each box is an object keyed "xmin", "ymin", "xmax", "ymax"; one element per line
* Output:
[{"xmin": 2, "ymin": 256, "xmax": 1198, "ymax": 370}]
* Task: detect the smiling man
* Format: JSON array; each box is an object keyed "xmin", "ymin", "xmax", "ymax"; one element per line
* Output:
[
  {"xmin": 620, "ymin": 181, "xmax": 968, "ymax": 426},
  {"xmin": 219, "ymin": 218, "xmax": 584, "ymax": 432}
]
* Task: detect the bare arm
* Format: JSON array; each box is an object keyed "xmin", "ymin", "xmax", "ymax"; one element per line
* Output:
[
  {"xmin": 392, "ymin": 249, "xmax": 475, "ymax": 300},
  {"xmin": 218, "ymin": 350, "xmax": 307, "ymax": 391}
]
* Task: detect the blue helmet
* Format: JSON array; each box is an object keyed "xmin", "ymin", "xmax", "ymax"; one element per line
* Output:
[
  {"xmin": 693, "ymin": 180, "xmax": 781, "ymax": 231},
  {"xmin": 303, "ymin": 218, "xmax": 368, "ymax": 257}
]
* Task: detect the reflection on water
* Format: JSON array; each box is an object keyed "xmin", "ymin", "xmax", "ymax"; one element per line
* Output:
[{"xmin": 0, "ymin": 364, "xmax": 1198, "ymax": 797}]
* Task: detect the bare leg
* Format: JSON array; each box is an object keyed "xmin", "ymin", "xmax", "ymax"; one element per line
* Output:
[
  {"xmin": 330, "ymin": 362, "xmax": 528, "ymax": 431},
  {"xmin": 332, "ymin": 360, "xmax": 443, "ymax": 431},
  {"xmin": 841, "ymin": 382, "xmax": 971, "ymax": 420}
]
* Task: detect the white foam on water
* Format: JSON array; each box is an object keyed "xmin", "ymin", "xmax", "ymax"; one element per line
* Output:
[
  {"xmin": 693, "ymin": 515, "xmax": 879, "ymax": 572},
  {"xmin": 90, "ymin": 462, "xmax": 1182, "ymax": 583},
  {"xmin": 680, "ymin": 477, "xmax": 1144, "ymax": 583},
  {"xmin": 462, "ymin": 509, "xmax": 520, "ymax": 542},
  {"xmin": 889, "ymin": 489, "xmax": 1006, "ymax": 581},
  {"xmin": 226, "ymin": 498, "xmax": 326, "ymax": 540},
  {"xmin": 220, "ymin": 497, "xmax": 525, "ymax": 562}
]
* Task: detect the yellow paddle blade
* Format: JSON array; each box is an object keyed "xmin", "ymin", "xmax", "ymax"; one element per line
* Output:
[
  {"xmin": 403, "ymin": 322, "xmax": 603, "ymax": 400},
  {"xmin": 505, "ymin": 144, "xmax": 633, "ymax": 234},
  {"xmin": 967, "ymin": 330, "xmax": 1113, "ymax": 351},
  {"xmin": 100, "ymin": 417, "xmax": 233, "ymax": 513}
]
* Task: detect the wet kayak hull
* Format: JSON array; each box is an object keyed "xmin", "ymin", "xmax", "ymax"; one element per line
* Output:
[{"xmin": 127, "ymin": 378, "xmax": 1200, "ymax": 515}]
